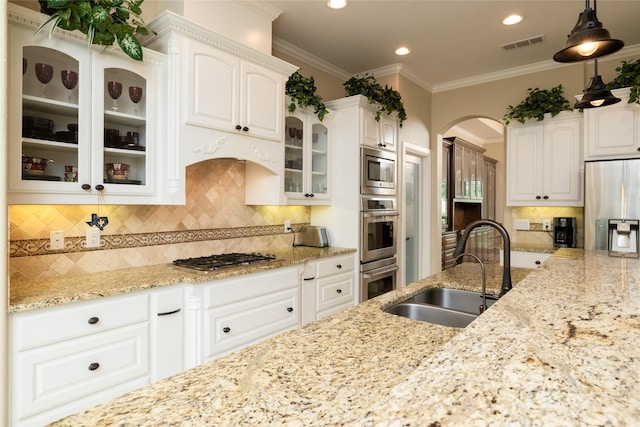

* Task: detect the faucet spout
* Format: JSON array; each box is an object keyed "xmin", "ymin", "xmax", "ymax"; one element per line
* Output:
[{"xmin": 452, "ymin": 219, "xmax": 512, "ymax": 297}]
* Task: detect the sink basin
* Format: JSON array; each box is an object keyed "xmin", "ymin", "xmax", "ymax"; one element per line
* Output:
[
  {"xmin": 384, "ymin": 302, "xmax": 477, "ymax": 328},
  {"xmin": 407, "ymin": 287, "xmax": 498, "ymax": 315}
]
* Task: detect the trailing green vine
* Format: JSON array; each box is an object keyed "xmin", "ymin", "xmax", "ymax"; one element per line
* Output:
[
  {"xmin": 606, "ymin": 58, "xmax": 640, "ymax": 105},
  {"xmin": 285, "ymin": 71, "xmax": 329, "ymax": 121},
  {"xmin": 503, "ymin": 85, "xmax": 572, "ymax": 125},
  {"xmin": 343, "ymin": 74, "xmax": 407, "ymax": 127}
]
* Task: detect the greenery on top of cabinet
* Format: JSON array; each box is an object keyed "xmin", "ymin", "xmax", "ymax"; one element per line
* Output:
[
  {"xmin": 503, "ymin": 85, "xmax": 572, "ymax": 125},
  {"xmin": 286, "ymin": 71, "xmax": 329, "ymax": 121},
  {"xmin": 343, "ymin": 74, "xmax": 407, "ymax": 127},
  {"xmin": 607, "ymin": 58, "xmax": 640, "ymax": 105},
  {"xmin": 36, "ymin": 0, "xmax": 154, "ymax": 61}
]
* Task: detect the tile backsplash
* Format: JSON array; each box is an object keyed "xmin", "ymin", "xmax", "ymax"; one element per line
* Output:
[
  {"xmin": 10, "ymin": 159, "xmax": 310, "ymax": 280},
  {"xmin": 510, "ymin": 206, "xmax": 584, "ymax": 248}
]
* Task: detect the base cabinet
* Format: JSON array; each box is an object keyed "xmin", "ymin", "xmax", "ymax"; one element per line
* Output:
[
  {"xmin": 301, "ymin": 253, "xmax": 356, "ymax": 325},
  {"xmin": 10, "ymin": 293, "xmax": 151, "ymax": 427}
]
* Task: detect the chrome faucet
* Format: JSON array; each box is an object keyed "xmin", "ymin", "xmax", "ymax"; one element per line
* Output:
[
  {"xmin": 453, "ymin": 252, "xmax": 488, "ymax": 313},
  {"xmin": 453, "ymin": 219, "xmax": 512, "ymax": 297}
]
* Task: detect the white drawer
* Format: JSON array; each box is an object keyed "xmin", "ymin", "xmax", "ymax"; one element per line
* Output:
[
  {"xmin": 316, "ymin": 254, "xmax": 355, "ymax": 278},
  {"xmin": 203, "ymin": 266, "xmax": 299, "ymax": 309},
  {"xmin": 316, "ymin": 272, "xmax": 355, "ymax": 313},
  {"xmin": 13, "ymin": 323, "xmax": 149, "ymax": 420},
  {"xmin": 12, "ymin": 293, "xmax": 149, "ymax": 350},
  {"xmin": 203, "ymin": 287, "xmax": 298, "ymax": 359}
]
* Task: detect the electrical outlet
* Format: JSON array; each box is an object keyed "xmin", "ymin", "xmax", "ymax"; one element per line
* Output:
[
  {"xmin": 284, "ymin": 220, "xmax": 292, "ymax": 233},
  {"xmin": 50, "ymin": 230, "xmax": 64, "ymax": 250},
  {"xmin": 86, "ymin": 228, "xmax": 101, "ymax": 248},
  {"xmin": 543, "ymin": 219, "xmax": 552, "ymax": 231}
]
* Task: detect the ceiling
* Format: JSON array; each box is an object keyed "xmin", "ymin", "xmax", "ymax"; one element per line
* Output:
[{"xmin": 267, "ymin": 0, "xmax": 640, "ymax": 144}]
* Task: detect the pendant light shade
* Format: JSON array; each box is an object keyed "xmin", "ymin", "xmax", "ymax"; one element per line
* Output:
[
  {"xmin": 553, "ymin": 0, "xmax": 624, "ymax": 63},
  {"xmin": 575, "ymin": 61, "xmax": 621, "ymax": 109}
]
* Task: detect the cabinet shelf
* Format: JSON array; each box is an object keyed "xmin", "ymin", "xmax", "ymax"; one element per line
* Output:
[
  {"xmin": 23, "ymin": 94, "xmax": 78, "ymax": 116},
  {"xmin": 104, "ymin": 146, "xmax": 147, "ymax": 157},
  {"xmin": 104, "ymin": 110, "xmax": 146, "ymax": 127},
  {"xmin": 285, "ymin": 168, "xmax": 303, "ymax": 173},
  {"xmin": 22, "ymin": 137, "xmax": 78, "ymax": 153}
]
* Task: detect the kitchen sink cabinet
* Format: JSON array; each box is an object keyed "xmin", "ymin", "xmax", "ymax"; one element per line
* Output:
[
  {"xmin": 301, "ymin": 253, "xmax": 357, "ymax": 325},
  {"xmin": 198, "ymin": 267, "xmax": 301, "ymax": 362},
  {"xmin": 10, "ymin": 292, "xmax": 151, "ymax": 427},
  {"xmin": 582, "ymin": 88, "xmax": 640, "ymax": 160},
  {"xmin": 507, "ymin": 112, "xmax": 583, "ymax": 206},
  {"xmin": 7, "ymin": 4, "xmax": 170, "ymax": 205},
  {"xmin": 283, "ymin": 100, "xmax": 333, "ymax": 205}
]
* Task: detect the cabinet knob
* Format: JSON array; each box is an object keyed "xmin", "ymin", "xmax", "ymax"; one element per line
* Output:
[
  {"xmin": 88, "ymin": 316, "xmax": 100, "ymax": 325},
  {"xmin": 88, "ymin": 362, "xmax": 100, "ymax": 371},
  {"xmin": 223, "ymin": 327, "xmax": 231, "ymax": 333},
  {"xmin": 242, "ymin": 127, "xmax": 249, "ymax": 132},
  {"xmin": 543, "ymin": 195, "xmax": 549, "ymax": 200},
  {"xmin": 637, "ymin": 147, "xmax": 640, "ymax": 152},
  {"xmin": 287, "ymin": 307, "xmax": 294, "ymax": 312},
  {"xmin": 304, "ymin": 193, "xmax": 315, "ymax": 198},
  {"xmin": 535, "ymin": 260, "xmax": 541, "ymax": 265},
  {"xmin": 235, "ymin": 125, "xmax": 242, "ymax": 130},
  {"xmin": 81, "ymin": 184, "xmax": 91, "ymax": 191},
  {"xmin": 336, "ymin": 289, "xmax": 342, "ymax": 294},
  {"xmin": 535, "ymin": 195, "xmax": 541, "ymax": 200},
  {"xmin": 336, "ymin": 264, "xmax": 342, "ymax": 269},
  {"xmin": 95, "ymin": 184, "xmax": 104, "ymax": 191}
]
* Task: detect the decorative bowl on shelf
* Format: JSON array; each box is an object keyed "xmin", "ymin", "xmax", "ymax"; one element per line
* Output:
[
  {"xmin": 105, "ymin": 163, "xmax": 129, "ymax": 180},
  {"xmin": 22, "ymin": 156, "xmax": 50, "ymax": 175}
]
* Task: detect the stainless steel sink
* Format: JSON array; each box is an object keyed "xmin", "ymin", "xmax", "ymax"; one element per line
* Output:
[
  {"xmin": 384, "ymin": 302, "xmax": 477, "ymax": 328},
  {"xmin": 407, "ymin": 287, "xmax": 498, "ymax": 315},
  {"xmin": 383, "ymin": 287, "xmax": 499, "ymax": 328}
]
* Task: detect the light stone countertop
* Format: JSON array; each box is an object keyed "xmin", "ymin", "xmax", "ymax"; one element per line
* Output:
[
  {"xmin": 9, "ymin": 246, "xmax": 356, "ymax": 313},
  {"xmin": 46, "ymin": 249, "xmax": 640, "ymax": 426}
]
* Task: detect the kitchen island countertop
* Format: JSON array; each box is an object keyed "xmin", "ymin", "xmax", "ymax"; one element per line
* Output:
[{"xmin": 49, "ymin": 249, "xmax": 640, "ymax": 426}]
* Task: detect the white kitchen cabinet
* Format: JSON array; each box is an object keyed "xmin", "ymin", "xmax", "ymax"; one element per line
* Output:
[
  {"xmin": 361, "ymin": 107, "xmax": 398, "ymax": 152},
  {"xmin": 283, "ymin": 99, "xmax": 332, "ymax": 205},
  {"xmin": 582, "ymin": 88, "xmax": 640, "ymax": 160},
  {"xmin": 150, "ymin": 285, "xmax": 185, "ymax": 382},
  {"xmin": 301, "ymin": 253, "xmax": 357, "ymax": 325},
  {"xmin": 7, "ymin": 4, "xmax": 170, "ymax": 205},
  {"xmin": 10, "ymin": 292, "xmax": 150, "ymax": 427},
  {"xmin": 500, "ymin": 250, "xmax": 551, "ymax": 269},
  {"xmin": 507, "ymin": 112, "xmax": 583, "ymax": 206},
  {"xmin": 199, "ymin": 266, "xmax": 300, "ymax": 362}
]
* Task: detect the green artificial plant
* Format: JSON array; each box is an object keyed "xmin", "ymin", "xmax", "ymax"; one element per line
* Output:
[
  {"xmin": 503, "ymin": 85, "xmax": 572, "ymax": 125},
  {"xmin": 285, "ymin": 71, "xmax": 329, "ymax": 121},
  {"xmin": 606, "ymin": 58, "xmax": 640, "ymax": 105},
  {"xmin": 343, "ymin": 74, "xmax": 407, "ymax": 127},
  {"xmin": 36, "ymin": 0, "xmax": 154, "ymax": 61}
]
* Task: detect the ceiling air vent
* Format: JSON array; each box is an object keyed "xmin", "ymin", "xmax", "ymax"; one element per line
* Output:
[{"xmin": 501, "ymin": 35, "xmax": 544, "ymax": 51}]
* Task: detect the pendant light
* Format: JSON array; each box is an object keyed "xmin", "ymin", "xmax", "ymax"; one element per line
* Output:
[
  {"xmin": 553, "ymin": 0, "xmax": 624, "ymax": 63},
  {"xmin": 575, "ymin": 60, "xmax": 621, "ymax": 109}
]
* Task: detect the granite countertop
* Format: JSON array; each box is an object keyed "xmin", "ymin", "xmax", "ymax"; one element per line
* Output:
[
  {"xmin": 48, "ymin": 249, "xmax": 640, "ymax": 426},
  {"xmin": 9, "ymin": 246, "xmax": 356, "ymax": 313}
]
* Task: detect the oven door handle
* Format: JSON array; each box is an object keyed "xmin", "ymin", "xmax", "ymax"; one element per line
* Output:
[
  {"xmin": 362, "ymin": 264, "xmax": 399, "ymax": 279},
  {"xmin": 362, "ymin": 211, "xmax": 399, "ymax": 218}
]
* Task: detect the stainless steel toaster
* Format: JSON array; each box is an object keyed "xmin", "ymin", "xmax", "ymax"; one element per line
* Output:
[{"xmin": 296, "ymin": 226, "xmax": 329, "ymax": 247}]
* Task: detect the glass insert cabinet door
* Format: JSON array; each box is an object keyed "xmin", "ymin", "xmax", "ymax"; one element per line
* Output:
[
  {"xmin": 310, "ymin": 122, "xmax": 328, "ymax": 196},
  {"xmin": 284, "ymin": 116, "xmax": 304, "ymax": 193}
]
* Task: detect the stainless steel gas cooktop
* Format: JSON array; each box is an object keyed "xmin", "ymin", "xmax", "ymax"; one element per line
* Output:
[{"xmin": 172, "ymin": 252, "xmax": 276, "ymax": 271}]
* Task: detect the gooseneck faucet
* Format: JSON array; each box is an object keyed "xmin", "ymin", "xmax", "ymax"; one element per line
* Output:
[
  {"xmin": 453, "ymin": 252, "xmax": 488, "ymax": 313},
  {"xmin": 452, "ymin": 219, "xmax": 513, "ymax": 297}
]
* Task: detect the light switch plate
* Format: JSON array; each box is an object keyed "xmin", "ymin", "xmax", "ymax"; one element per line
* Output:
[
  {"xmin": 86, "ymin": 228, "xmax": 101, "ymax": 248},
  {"xmin": 513, "ymin": 219, "xmax": 530, "ymax": 230}
]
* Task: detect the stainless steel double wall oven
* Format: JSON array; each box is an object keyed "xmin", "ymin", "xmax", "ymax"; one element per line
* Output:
[{"xmin": 360, "ymin": 147, "xmax": 399, "ymax": 301}]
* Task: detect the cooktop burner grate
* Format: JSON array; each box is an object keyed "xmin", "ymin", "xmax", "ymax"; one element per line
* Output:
[{"xmin": 172, "ymin": 252, "xmax": 276, "ymax": 271}]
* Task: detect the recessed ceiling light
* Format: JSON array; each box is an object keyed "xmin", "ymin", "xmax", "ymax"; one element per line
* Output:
[
  {"xmin": 503, "ymin": 14, "xmax": 523, "ymax": 25},
  {"xmin": 395, "ymin": 47, "xmax": 411, "ymax": 56},
  {"xmin": 327, "ymin": 0, "xmax": 347, "ymax": 9}
]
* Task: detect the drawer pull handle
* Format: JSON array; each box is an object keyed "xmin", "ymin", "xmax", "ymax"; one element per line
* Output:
[
  {"xmin": 287, "ymin": 307, "xmax": 294, "ymax": 312},
  {"xmin": 88, "ymin": 316, "xmax": 100, "ymax": 325},
  {"xmin": 336, "ymin": 264, "xmax": 342, "ymax": 269},
  {"xmin": 223, "ymin": 327, "xmax": 231, "ymax": 333},
  {"xmin": 88, "ymin": 362, "xmax": 100, "ymax": 371},
  {"xmin": 158, "ymin": 308, "xmax": 181, "ymax": 316},
  {"xmin": 336, "ymin": 289, "xmax": 342, "ymax": 294},
  {"xmin": 303, "ymin": 277, "xmax": 315, "ymax": 281}
]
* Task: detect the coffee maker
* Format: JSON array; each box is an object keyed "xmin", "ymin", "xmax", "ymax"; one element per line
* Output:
[{"xmin": 553, "ymin": 217, "xmax": 577, "ymax": 248}]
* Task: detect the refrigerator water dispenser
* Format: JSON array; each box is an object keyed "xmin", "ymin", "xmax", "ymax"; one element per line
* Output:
[{"xmin": 608, "ymin": 219, "xmax": 639, "ymax": 257}]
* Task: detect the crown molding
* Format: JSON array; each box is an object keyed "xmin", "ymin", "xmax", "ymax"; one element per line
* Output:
[
  {"xmin": 272, "ymin": 37, "xmax": 351, "ymax": 80},
  {"xmin": 236, "ymin": 0, "xmax": 283, "ymax": 22}
]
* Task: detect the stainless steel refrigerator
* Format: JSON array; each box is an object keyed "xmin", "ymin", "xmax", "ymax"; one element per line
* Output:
[{"xmin": 585, "ymin": 159, "xmax": 640, "ymax": 255}]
